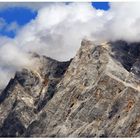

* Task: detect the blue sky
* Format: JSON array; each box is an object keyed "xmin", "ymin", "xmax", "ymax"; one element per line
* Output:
[
  {"xmin": 0, "ymin": 7, "xmax": 37, "ymax": 38},
  {"xmin": 0, "ymin": 2, "xmax": 109, "ymax": 38},
  {"xmin": 92, "ymin": 2, "xmax": 110, "ymax": 10}
]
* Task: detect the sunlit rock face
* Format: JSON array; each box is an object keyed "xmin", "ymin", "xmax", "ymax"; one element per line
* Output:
[{"xmin": 1, "ymin": 39, "xmax": 140, "ymax": 137}]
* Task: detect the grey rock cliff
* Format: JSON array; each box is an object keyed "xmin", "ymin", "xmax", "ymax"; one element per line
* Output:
[
  {"xmin": 0, "ymin": 55, "xmax": 70, "ymax": 137},
  {"xmin": 1, "ymin": 39, "xmax": 140, "ymax": 137}
]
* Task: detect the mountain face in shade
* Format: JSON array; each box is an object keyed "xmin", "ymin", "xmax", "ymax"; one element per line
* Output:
[{"xmin": 1, "ymin": 39, "xmax": 140, "ymax": 137}]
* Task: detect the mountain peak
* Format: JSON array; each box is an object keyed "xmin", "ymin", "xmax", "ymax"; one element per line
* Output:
[{"xmin": 1, "ymin": 39, "xmax": 140, "ymax": 137}]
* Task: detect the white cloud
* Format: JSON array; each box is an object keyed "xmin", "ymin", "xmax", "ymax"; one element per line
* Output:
[
  {"xmin": 1, "ymin": 2, "xmax": 140, "ymax": 89},
  {"xmin": 0, "ymin": 38, "xmax": 35, "ymax": 89},
  {"xmin": 16, "ymin": 3, "xmax": 104, "ymax": 60}
]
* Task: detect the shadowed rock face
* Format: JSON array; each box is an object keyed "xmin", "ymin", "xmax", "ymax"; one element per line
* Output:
[
  {"xmin": 1, "ymin": 39, "xmax": 140, "ymax": 137},
  {"xmin": 109, "ymin": 40, "xmax": 140, "ymax": 75}
]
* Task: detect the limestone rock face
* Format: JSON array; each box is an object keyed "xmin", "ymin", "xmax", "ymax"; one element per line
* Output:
[
  {"xmin": 0, "ymin": 55, "xmax": 70, "ymax": 137},
  {"xmin": 1, "ymin": 39, "xmax": 140, "ymax": 137}
]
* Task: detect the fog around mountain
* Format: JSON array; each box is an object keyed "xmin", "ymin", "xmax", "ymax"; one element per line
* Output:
[{"xmin": 0, "ymin": 2, "xmax": 140, "ymax": 88}]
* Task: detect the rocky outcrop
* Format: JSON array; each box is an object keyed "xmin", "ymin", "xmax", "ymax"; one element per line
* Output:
[
  {"xmin": 0, "ymin": 55, "xmax": 70, "ymax": 137},
  {"xmin": 1, "ymin": 39, "xmax": 140, "ymax": 137}
]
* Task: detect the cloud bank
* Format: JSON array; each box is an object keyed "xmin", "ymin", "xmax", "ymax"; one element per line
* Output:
[{"xmin": 1, "ymin": 2, "xmax": 140, "ymax": 88}]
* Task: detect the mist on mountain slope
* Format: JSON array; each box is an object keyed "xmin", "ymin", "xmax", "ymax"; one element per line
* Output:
[{"xmin": 0, "ymin": 2, "xmax": 140, "ymax": 88}]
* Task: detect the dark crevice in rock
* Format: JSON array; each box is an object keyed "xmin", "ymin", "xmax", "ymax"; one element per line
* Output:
[
  {"xmin": 0, "ymin": 79, "xmax": 17, "ymax": 105},
  {"xmin": 35, "ymin": 80, "xmax": 59, "ymax": 112},
  {"xmin": 108, "ymin": 99, "xmax": 122, "ymax": 119},
  {"xmin": 99, "ymin": 133, "xmax": 108, "ymax": 138},
  {"xmin": 23, "ymin": 120, "xmax": 40, "ymax": 137},
  {"xmin": 11, "ymin": 99, "xmax": 18, "ymax": 110},
  {"xmin": 40, "ymin": 56, "xmax": 72, "ymax": 79},
  {"xmin": 15, "ymin": 69, "xmax": 40, "ymax": 90},
  {"xmin": 52, "ymin": 61, "xmax": 72, "ymax": 78},
  {"xmin": 0, "ymin": 111, "xmax": 26, "ymax": 137}
]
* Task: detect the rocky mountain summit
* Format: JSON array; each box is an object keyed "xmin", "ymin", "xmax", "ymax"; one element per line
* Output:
[{"xmin": 1, "ymin": 39, "xmax": 140, "ymax": 137}]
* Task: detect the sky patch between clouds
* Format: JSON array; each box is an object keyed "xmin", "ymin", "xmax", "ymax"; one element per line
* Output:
[{"xmin": 0, "ymin": 7, "xmax": 37, "ymax": 38}]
